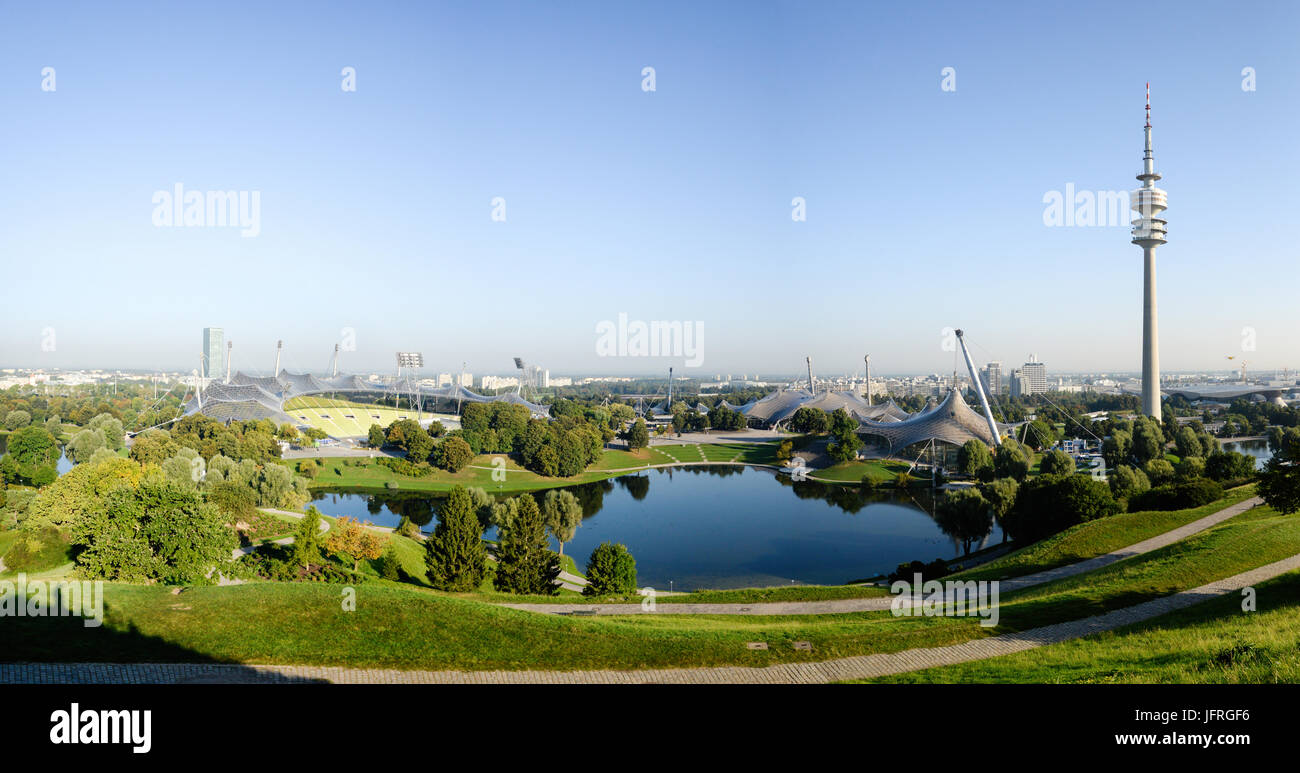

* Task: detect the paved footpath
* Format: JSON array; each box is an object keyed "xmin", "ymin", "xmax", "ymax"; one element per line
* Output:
[
  {"xmin": 502, "ymin": 496, "xmax": 1264, "ymax": 616},
  {"xmin": 4, "ymin": 550, "xmax": 1296, "ymax": 684}
]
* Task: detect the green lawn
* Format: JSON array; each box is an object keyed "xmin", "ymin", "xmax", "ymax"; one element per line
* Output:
[
  {"xmin": 445, "ymin": 582, "xmax": 890, "ymax": 606},
  {"xmin": 655, "ymin": 444, "xmax": 704, "ymax": 464},
  {"xmin": 861, "ymin": 571, "xmax": 1300, "ymax": 684},
  {"xmin": 812, "ymin": 458, "xmax": 911, "ymax": 483},
  {"xmin": 304, "ymin": 444, "xmax": 768, "ymax": 494},
  {"xmin": 949, "ymin": 484, "xmax": 1258, "ymax": 583},
  {"xmin": 0, "ymin": 581, "xmax": 972, "ymax": 671}
]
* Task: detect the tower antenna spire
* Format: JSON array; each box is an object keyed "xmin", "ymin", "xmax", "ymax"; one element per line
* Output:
[{"xmin": 1145, "ymin": 82, "xmax": 1151, "ymax": 127}]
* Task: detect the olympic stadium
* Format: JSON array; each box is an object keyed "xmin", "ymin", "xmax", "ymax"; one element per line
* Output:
[{"xmin": 185, "ymin": 370, "xmax": 550, "ymax": 438}]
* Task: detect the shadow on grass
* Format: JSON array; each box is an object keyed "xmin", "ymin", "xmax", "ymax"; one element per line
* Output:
[{"xmin": 0, "ymin": 601, "xmax": 327, "ymax": 684}]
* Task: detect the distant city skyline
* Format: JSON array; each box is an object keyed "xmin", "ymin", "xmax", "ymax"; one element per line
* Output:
[{"xmin": 2, "ymin": 1, "xmax": 1296, "ymax": 375}]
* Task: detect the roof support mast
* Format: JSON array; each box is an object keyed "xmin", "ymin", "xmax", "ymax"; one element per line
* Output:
[{"xmin": 955, "ymin": 329, "xmax": 1002, "ymax": 447}]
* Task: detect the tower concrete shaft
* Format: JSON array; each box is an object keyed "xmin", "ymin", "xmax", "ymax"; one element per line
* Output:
[
  {"xmin": 1132, "ymin": 83, "xmax": 1167, "ymax": 421},
  {"xmin": 864, "ymin": 354, "xmax": 871, "ymax": 406}
]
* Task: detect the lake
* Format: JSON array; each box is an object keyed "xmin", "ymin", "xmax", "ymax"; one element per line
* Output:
[
  {"xmin": 310, "ymin": 465, "xmax": 1002, "ymax": 590},
  {"xmin": 1222, "ymin": 438, "xmax": 1272, "ymax": 470}
]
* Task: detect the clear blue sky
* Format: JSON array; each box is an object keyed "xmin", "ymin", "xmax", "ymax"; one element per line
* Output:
[{"xmin": 2, "ymin": 0, "xmax": 1296, "ymax": 377}]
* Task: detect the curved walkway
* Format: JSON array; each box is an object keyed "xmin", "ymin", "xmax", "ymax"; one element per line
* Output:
[
  {"xmin": 231, "ymin": 509, "xmax": 330, "ymax": 560},
  {"xmin": 6, "ymin": 548, "xmax": 1296, "ymax": 684},
  {"xmin": 500, "ymin": 496, "xmax": 1264, "ymax": 616}
]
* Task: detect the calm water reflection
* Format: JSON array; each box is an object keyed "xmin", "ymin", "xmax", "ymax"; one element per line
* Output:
[
  {"xmin": 310, "ymin": 465, "xmax": 1002, "ymax": 590},
  {"xmin": 1222, "ymin": 439, "xmax": 1272, "ymax": 470}
]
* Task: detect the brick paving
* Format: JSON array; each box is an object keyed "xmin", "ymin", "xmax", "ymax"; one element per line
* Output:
[{"xmin": 4, "ymin": 549, "xmax": 1295, "ymax": 685}]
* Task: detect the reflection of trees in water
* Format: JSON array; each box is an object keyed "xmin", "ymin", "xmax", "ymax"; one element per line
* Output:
[
  {"xmin": 341, "ymin": 492, "xmax": 438, "ymax": 528},
  {"xmin": 544, "ymin": 479, "xmax": 615, "ymax": 519},
  {"xmin": 679, "ymin": 464, "xmax": 744, "ymax": 478},
  {"xmin": 769, "ymin": 474, "xmax": 941, "ymax": 516},
  {"xmin": 615, "ymin": 473, "xmax": 651, "ymax": 500}
]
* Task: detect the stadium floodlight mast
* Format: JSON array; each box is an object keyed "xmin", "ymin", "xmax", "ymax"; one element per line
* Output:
[
  {"xmin": 513, "ymin": 356, "xmax": 538, "ymax": 402},
  {"xmin": 395, "ymin": 352, "xmax": 425, "ymax": 417}
]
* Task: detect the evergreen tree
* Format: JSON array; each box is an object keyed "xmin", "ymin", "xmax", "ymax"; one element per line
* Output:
[
  {"xmin": 583, "ymin": 542, "xmax": 637, "ymax": 596},
  {"xmin": 425, "ymin": 486, "xmax": 487, "ymax": 591},
  {"xmin": 291, "ymin": 506, "xmax": 323, "ymax": 570},
  {"xmin": 493, "ymin": 495, "xmax": 561, "ymax": 595}
]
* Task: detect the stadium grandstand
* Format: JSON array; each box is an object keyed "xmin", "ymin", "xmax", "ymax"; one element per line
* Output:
[{"xmin": 185, "ymin": 370, "xmax": 549, "ymax": 437}]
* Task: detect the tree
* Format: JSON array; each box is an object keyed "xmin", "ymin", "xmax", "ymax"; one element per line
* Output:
[
  {"xmin": 1108, "ymin": 464, "xmax": 1151, "ymax": 502},
  {"xmin": 66, "ymin": 428, "xmax": 108, "ymax": 465},
  {"xmin": 291, "ymin": 506, "xmax": 324, "ymax": 570},
  {"xmin": 493, "ymin": 495, "xmax": 560, "ymax": 595},
  {"xmin": 1175, "ymin": 455, "xmax": 1206, "ymax": 481},
  {"xmin": 5, "ymin": 425, "xmax": 59, "ymax": 486},
  {"xmin": 1004, "ymin": 475, "xmax": 1120, "ymax": 543},
  {"xmin": 957, "ymin": 440, "xmax": 994, "ymax": 479},
  {"xmin": 367, "ymin": 423, "xmax": 386, "ymax": 448},
  {"xmin": 832, "ymin": 413, "xmax": 863, "ymax": 462},
  {"xmin": 88, "ymin": 413, "xmax": 125, "ymax": 450},
  {"xmin": 1205, "ymin": 451, "xmax": 1257, "ymax": 483},
  {"xmin": 1130, "ymin": 479, "xmax": 1223, "ymax": 511},
  {"xmin": 324, "ymin": 516, "xmax": 388, "ymax": 571},
  {"xmin": 1038, "ymin": 448, "xmax": 1075, "ymax": 476},
  {"xmin": 625, "ymin": 418, "xmax": 650, "ymax": 451},
  {"xmin": 1102, "ymin": 430, "xmax": 1133, "ymax": 468},
  {"xmin": 23, "ymin": 456, "xmax": 146, "ymax": 532},
  {"xmin": 1130, "ymin": 417, "xmax": 1165, "ymax": 465},
  {"xmin": 376, "ymin": 545, "xmax": 402, "ymax": 580},
  {"xmin": 4, "ymin": 409, "xmax": 31, "ymax": 430},
  {"xmin": 707, "ymin": 405, "xmax": 746, "ymax": 431},
  {"xmin": 1258, "ymin": 440, "xmax": 1300, "ymax": 514},
  {"xmin": 1021, "ymin": 419, "xmax": 1057, "ymax": 451},
  {"xmin": 978, "ymin": 477, "xmax": 1019, "ymax": 543},
  {"xmin": 934, "ymin": 488, "xmax": 993, "ymax": 555},
  {"xmin": 72, "ymin": 478, "xmax": 236, "ymax": 584},
  {"xmin": 994, "ymin": 443, "xmax": 1029, "ymax": 481},
  {"xmin": 775, "ymin": 439, "xmax": 793, "ymax": 464},
  {"xmin": 405, "ymin": 430, "xmax": 435, "ymax": 464},
  {"xmin": 464, "ymin": 486, "xmax": 496, "ymax": 531},
  {"xmin": 1174, "ymin": 426, "xmax": 1202, "ymax": 458},
  {"xmin": 583, "ymin": 542, "xmax": 637, "ymax": 596},
  {"xmin": 425, "ymin": 486, "xmax": 487, "ymax": 591},
  {"xmin": 788, "ymin": 407, "xmax": 830, "ymax": 435},
  {"xmin": 1143, "ymin": 458, "xmax": 1175, "ymax": 486},
  {"xmin": 541, "ymin": 489, "xmax": 583, "ymax": 558},
  {"xmin": 431, "ymin": 436, "xmax": 474, "ymax": 472}
]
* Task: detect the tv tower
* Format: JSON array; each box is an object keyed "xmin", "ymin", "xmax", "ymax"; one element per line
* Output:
[{"xmin": 1132, "ymin": 83, "xmax": 1168, "ymax": 421}]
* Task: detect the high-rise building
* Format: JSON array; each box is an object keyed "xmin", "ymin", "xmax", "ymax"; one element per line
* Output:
[
  {"xmin": 202, "ymin": 327, "xmax": 223, "ymax": 379},
  {"xmin": 1132, "ymin": 83, "xmax": 1167, "ymax": 421},
  {"xmin": 1022, "ymin": 355, "xmax": 1047, "ymax": 395},
  {"xmin": 980, "ymin": 361, "xmax": 1002, "ymax": 397}
]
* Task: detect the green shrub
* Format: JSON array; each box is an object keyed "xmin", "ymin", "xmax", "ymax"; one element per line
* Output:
[
  {"xmin": 376, "ymin": 545, "xmax": 402, "ymax": 581},
  {"xmin": 1003, "ymin": 474, "xmax": 1120, "ymax": 544},
  {"xmin": 1, "ymin": 526, "xmax": 72, "ymax": 574},
  {"xmin": 1129, "ymin": 478, "xmax": 1223, "ymax": 512},
  {"xmin": 583, "ymin": 542, "xmax": 638, "ymax": 596},
  {"xmin": 888, "ymin": 558, "xmax": 951, "ymax": 584}
]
